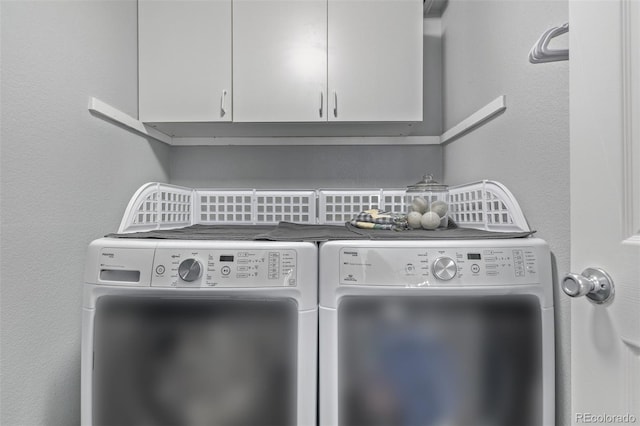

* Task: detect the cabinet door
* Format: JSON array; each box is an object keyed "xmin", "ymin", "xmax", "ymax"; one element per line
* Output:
[
  {"xmin": 139, "ymin": 0, "xmax": 232, "ymax": 122},
  {"xmin": 328, "ymin": 0, "xmax": 422, "ymax": 122},
  {"xmin": 233, "ymin": 0, "xmax": 327, "ymax": 122}
]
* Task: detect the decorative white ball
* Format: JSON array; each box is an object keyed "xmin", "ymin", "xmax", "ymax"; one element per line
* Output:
[
  {"xmin": 430, "ymin": 200, "xmax": 449, "ymax": 218},
  {"xmin": 407, "ymin": 211, "xmax": 423, "ymax": 229},
  {"xmin": 421, "ymin": 211, "xmax": 441, "ymax": 230},
  {"xmin": 410, "ymin": 197, "xmax": 428, "ymax": 214}
]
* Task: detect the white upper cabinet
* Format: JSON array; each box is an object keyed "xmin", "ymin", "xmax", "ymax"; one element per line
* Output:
[
  {"xmin": 232, "ymin": 0, "xmax": 327, "ymax": 122},
  {"xmin": 139, "ymin": 0, "xmax": 232, "ymax": 122},
  {"xmin": 328, "ymin": 0, "xmax": 423, "ymax": 122},
  {"xmin": 137, "ymin": 0, "xmax": 423, "ymax": 126}
]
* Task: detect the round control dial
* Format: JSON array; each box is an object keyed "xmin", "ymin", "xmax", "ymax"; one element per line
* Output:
[
  {"xmin": 432, "ymin": 257, "xmax": 457, "ymax": 281},
  {"xmin": 178, "ymin": 258, "xmax": 202, "ymax": 282}
]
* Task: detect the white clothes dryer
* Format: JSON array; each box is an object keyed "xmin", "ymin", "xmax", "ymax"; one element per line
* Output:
[
  {"xmin": 82, "ymin": 238, "xmax": 317, "ymax": 426},
  {"xmin": 319, "ymin": 238, "xmax": 555, "ymax": 426}
]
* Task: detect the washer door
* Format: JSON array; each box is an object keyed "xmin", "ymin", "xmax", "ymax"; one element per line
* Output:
[
  {"xmin": 92, "ymin": 297, "xmax": 297, "ymax": 426},
  {"xmin": 338, "ymin": 295, "xmax": 542, "ymax": 426}
]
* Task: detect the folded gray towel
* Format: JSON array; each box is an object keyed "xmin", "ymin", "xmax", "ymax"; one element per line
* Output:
[{"xmin": 106, "ymin": 222, "xmax": 535, "ymax": 242}]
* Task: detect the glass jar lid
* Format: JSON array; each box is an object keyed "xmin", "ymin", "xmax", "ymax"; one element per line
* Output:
[{"xmin": 406, "ymin": 174, "xmax": 448, "ymax": 192}]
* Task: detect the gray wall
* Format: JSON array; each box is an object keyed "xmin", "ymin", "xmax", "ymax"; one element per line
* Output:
[
  {"xmin": 0, "ymin": 1, "xmax": 170, "ymax": 425},
  {"xmin": 440, "ymin": 1, "xmax": 570, "ymax": 424},
  {"xmin": 170, "ymin": 145, "xmax": 442, "ymax": 188}
]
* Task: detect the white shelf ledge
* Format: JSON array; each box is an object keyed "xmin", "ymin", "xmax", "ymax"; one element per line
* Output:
[
  {"xmin": 88, "ymin": 97, "xmax": 172, "ymax": 144},
  {"xmin": 89, "ymin": 95, "xmax": 506, "ymax": 146},
  {"xmin": 170, "ymin": 136, "xmax": 440, "ymax": 146},
  {"xmin": 440, "ymin": 95, "xmax": 507, "ymax": 144}
]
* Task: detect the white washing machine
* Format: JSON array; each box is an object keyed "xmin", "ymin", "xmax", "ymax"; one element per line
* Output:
[
  {"xmin": 319, "ymin": 238, "xmax": 555, "ymax": 426},
  {"xmin": 82, "ymin": 237, "xmax": 317, "ymax": 426}
]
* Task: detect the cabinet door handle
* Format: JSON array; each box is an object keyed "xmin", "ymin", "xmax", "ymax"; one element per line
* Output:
[
  {"xmin": 220, "ymin": 90, "xmax": 228, "ymax": 117},
  {"xmin": 333, "ymin": 91, "xmax": 338, "ymax": 118},
  {"xmin": 319, "ymin": 92, "xmax": 324, "ymax": 118}
]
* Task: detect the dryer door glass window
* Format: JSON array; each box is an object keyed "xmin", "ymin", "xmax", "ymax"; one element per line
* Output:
[
  {"xmin": 92, "ymin": 297, "xmax": 297, "ymax": 426},
  {"xmin": 338, "ymin": 295, "xmax": 541, "ymax": 426}
]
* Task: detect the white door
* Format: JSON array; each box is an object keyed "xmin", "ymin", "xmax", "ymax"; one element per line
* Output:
[
  {"xmin": 138, "ymin": 0, "xmax": 232, "ymax": 122},
  {"xmin": 327, "ymin": 0, "xmax": 422, "ymax": 122},
  {"xmin": 569, "ymin": 0, "xmax": 640, "ymax": 424},
  {"xmin": 233, "ymin": 0, "xmax": 327, "ymax": 122}
]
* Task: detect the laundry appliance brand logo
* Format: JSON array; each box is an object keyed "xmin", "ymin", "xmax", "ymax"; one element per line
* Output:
[{"xmin": 101, "ymin": 252, "xmax": 115, "ymax": 259}]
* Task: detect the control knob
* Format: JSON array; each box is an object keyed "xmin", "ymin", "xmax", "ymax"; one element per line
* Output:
[
  {"xmin": 178, "ymin": 258, "xmax": 202, "ymax": 282},
  {"xmin": 432, "ymin": 257, "xmax": 457, "ymax": 281}
]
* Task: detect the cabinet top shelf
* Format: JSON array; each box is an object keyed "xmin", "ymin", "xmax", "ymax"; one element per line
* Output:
[
  {"xmin": 89, "ymin": 95, "xmax": 439, "ymax": 145},
  {"xmin": 149, "ymin": 121, "xmax": 431, "ymax": 139},
  {"xmin": 89, "ymin": 95, "xmax": 506, "ymax": 146}
]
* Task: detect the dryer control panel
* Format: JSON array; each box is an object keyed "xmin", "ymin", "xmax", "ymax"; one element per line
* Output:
[
  {"xmin": 339, "ymin": 246, "xmax": 539, "ymax": 286},
  {"xmin": 152, "ymin": 249, "xmax": 297, "ymax": 288}
]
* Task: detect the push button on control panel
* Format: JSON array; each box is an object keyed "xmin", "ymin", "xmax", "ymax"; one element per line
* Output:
[
  {"xmin": 513, "ymin": 249, "xmax": 525, "ymax": 277},
  {"xmin": 221, "ymin": 266, "xmax": 231, "ymax": 276},
  {"xmin": 268, "ymin": 252, "xmax": 280, "ymax": 280}
]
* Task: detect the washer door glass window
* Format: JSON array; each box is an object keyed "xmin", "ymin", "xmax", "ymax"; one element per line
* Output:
[
  {"xmin": 93, "ymin": 297, "xmax": 297, "ymax": 426},
  {"xmin": 338, "ymin": 296, "xmax": 542, "ymax": 426}
]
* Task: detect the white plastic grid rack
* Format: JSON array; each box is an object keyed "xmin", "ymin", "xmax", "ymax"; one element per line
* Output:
[
  {"xmin": 118, "ymin": 181, "xmax": 530, "ymax": 234},
  {"xmin": 317, "ymin": 189, "xmax": 407, "ymax": 225},
  {"xmin": 196, "ymin": 190, "xmax": 316, "ymax": 225}
]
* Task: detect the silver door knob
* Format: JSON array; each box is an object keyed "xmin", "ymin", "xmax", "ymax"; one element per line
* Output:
[{"xmin": 562, "ymin": 267, "xmax": 614, "ymax": 304}]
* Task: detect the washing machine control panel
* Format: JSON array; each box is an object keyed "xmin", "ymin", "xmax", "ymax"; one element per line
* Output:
[
  {"xmin": 339, "ymin": 247, "xmax": 539, "ymax": 286},
  {"xmin": 152, "ymin": 249, "xmax": 297, "ymax": 287}
]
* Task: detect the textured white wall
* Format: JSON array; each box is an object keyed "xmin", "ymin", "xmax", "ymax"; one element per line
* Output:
[
  {"xmin": 0, "ymin": 1, "xmax": 170, "ymax": 425},
  {"xmin": 440, "ymin": 1, "xmax": 570, "ymax": 424}
]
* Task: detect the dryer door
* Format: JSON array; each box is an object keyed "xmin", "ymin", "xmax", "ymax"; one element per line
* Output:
[
  {"xmin": 92, "ymin": 296, "xmax": 297, "ymax": 426},
  {"xmin": 337, "ymin": 295, "xmax": 542, "ymax": 426}
]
